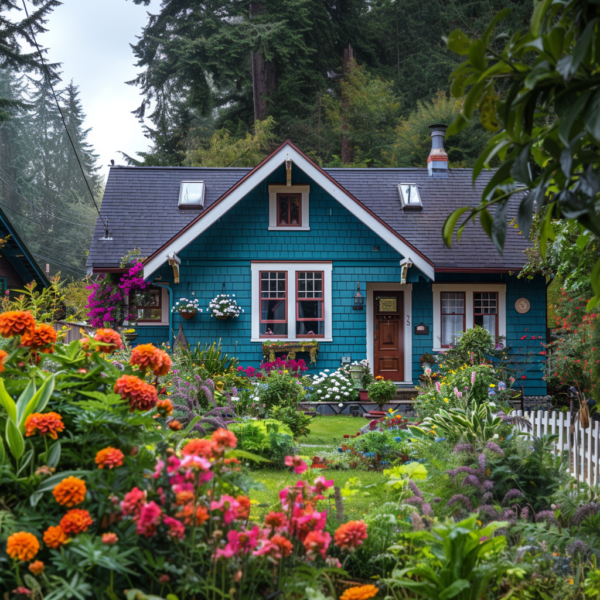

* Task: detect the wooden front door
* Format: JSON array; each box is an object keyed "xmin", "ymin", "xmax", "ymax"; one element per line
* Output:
[{"xmin": 373, "ymin": 291, "xmax": 404, "ymax": 381}]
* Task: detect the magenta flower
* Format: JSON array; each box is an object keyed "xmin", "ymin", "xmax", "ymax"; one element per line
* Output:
[
  {"xmin": 284, "ymin": 455, "xmax": 308, "ymax": 474},
  {"xmin": 471, "ymin": 371, "xmax": 476, "ymax": 384}
]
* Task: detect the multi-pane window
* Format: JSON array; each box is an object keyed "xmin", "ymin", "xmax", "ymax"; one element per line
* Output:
[
  {"xmin": 132, "ymin": 287, "xmax": 162, "ymax": 322},
  {"xmin": 474, "ymin": 292, "xmax": 498, "ymax": 338},
  {"xmin": 277, "ymin": 193, "xmax": 301, "ymax": 227},
  {"xmin": 296, "ymin": 272, "xmax": 324, "ymax": 337},
  {"xmin": 260, "ymin": 272, "xmax": 287, "ymax": 336},
  {"xmin": 441, "ymin": 291, "xmax": 465, "ymax": 347}
]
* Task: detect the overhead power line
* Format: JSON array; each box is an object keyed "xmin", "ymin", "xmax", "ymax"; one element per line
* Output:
[
  {"xmin": 21, "ymin": 0, "xmax": 110, "ymax": 239},
  {"xmin": 32, "ymin": 252, "xmax": 86, "ymax": 274},
  {"xmin": 0, "ymin": 173, "xmax": 96, "ymax": 228}
]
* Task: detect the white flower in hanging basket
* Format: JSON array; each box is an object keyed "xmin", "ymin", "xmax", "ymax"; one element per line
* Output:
[{"xmin": 207, "ymin": 293, "xmax": 243, "ymax": 319}]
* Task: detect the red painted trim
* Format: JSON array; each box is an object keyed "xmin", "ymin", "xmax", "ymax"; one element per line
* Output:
[
  {"xmin": 143, "ymin": 139, "xmax": 435, "ymax": 268},
  {"xmin": 251, "ymin": 260, "xmax": 332, "ymax": 264},
  {"xmin": 296, "ymin": 271, "xmax": 324, "ymax": 339},
  {"xmin": 427, "ymin": 155, "xmax": 448, "ymax": 163},
  {"xmin": 435, "ymin": 267, "xmax": 516, "ymax": 273},
  {"xmin": 473, "ymin": 291, "xmax": 499, "ymax": 340},
  {"xmin": 93, "ymin": 267, "xmax": 127, "ymax": 274},
  {"xmin": 276, "ymin": 192, "xmax": 302, "ymax": 227},
  {"xmin": 440, "ymin": 291, "xmax": 465, "ymax": 348},
  {"xmin": 259, "ymin": 270, "xmax": 288, "ymax": 338}
]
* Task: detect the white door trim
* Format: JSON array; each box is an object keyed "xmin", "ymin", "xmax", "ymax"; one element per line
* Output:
[{"xmin": 366, "ymin": 283, "xmax": 413, "ymax": 385}]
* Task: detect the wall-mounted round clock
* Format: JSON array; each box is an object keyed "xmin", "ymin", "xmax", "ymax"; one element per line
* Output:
[{"xmin": 515, "ymin": 298, "xmax": 531, "ymax": 314}]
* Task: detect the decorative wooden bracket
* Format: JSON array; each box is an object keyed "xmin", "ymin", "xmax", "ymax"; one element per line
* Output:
[{"xmin": 167, "ymin": 252, "xmax": 181, "ymax": 283}]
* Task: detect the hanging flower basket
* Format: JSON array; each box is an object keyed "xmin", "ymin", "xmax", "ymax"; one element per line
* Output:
[
  {"xmin": 173, "ymin": 298, "xmax": 201, "ymax": 320},
  {"xmin": 207, "ymin": 294, "xmax": 243, "ymax": 319}
]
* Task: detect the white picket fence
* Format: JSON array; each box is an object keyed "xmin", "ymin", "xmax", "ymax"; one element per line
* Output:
[{"xmin": 511, "ymin": 410, "xmax": 600, "ymax": 487}]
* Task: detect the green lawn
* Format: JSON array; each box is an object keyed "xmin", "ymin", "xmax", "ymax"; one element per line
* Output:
[{"xmin": 248, "ymin": 415, "xmax": 392, "ymax": 520}]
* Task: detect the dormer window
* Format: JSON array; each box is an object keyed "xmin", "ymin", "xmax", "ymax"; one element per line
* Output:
[
  {"xmin": 277, "ymin": 193, "xmax": 301, "ymax": 226},
  {"xmin": 178, "ymin": 181, "xmax": 205, "ymax": 209},
  {"xmin": 268, "ymin": 185, "xmax": 310, "ymax": 230},
  {"xmin": 398, "ymin": 183, "xmax": 422, "ymax": 210}
]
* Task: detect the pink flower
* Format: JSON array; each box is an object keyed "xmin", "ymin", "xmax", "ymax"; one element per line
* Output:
[
  {"xmin": 121, "ymin": 487, "xmax": 146, "ymax": 518},
  {"xmin": 471, "ymin": 372, "xmax": 476, "ymax": 384},
  {"xmin": 136, "ymin": 501, "xmax": 162, "ymax": 537},
  {"xmin": 163, "ymin": 516, "xmax": 185, "ymax": 539},
  {"xmin": 303, "ymin": 530, "xmax": 331, "ymax": 559},
  {"xmin": 215, "ymin": 526, "xmax": 261, "ymax": 559},
  {"xmin": 312, "ymin": 476, "xmax": 334, "ymax": 496},
  {"xmin": 435, "ymin": 382, "xmax": 441, "ymax": 392},
  {"xmin": 210, "ymin": 495, "xmax": 240, "ymax": 524},
  {"xmin": 293, "ymin": 509, "xmax": 327, "ymax": 539},
  {"xmin": 285, "ymin": 455, "xmax": 308, "ymax": 474}
]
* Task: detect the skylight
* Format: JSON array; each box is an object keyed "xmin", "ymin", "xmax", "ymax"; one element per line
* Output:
[
  {"xmin": 398, "ymin": 183, "xmax": 422, "ymax": 210},
  {"xmin": 178, "ymin": 181, "xmax": 205, "ymax": 209}
]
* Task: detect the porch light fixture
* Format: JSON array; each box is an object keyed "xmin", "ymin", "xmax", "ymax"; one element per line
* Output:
[
  {"xmin": 285, "ymin": 155, "xmax": 292, "ymax": 186},
  {"xmin": 353, "ymin": 283, "xmax": 364, "ymax": 310}
]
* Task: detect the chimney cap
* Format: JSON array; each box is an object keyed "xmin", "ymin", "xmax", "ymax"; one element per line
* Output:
[{"xmin": 428, "ymin": 123, "xmax": 448, "ymax": 133}]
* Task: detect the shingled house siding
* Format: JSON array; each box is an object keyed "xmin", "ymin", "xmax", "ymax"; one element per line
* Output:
[{"xmin": 134, "ymin": 167, "xmax": 546, "ymax": 395}]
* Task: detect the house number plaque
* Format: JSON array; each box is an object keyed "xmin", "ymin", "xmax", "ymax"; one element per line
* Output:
[{"xmin": 515, "ymin": 298, "xmax": 530, "ymax": 314}]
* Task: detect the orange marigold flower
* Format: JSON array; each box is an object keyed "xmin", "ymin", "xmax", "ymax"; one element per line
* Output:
[
  {"xmin": 43, "ymin": 525, "xmax": 67, "ymax": 549},
  {"xmin": 156, "ymin": 399, "xmax": 173, "ymax": 417},
  {"xmin": 334, "ymin": 520, "xmax": 368, "ymax": 550},
  {"xmin": 236, "ymin": 495, "xmax": 251, "ymax": 520},
  {"xmin": 153, "ymin": 349, "xmax": 172, "ymax": 377},
  {"xmin": 212, "ymin": 428, "xmax": 237, "ymax": 450},
  {"xmin": 6, "ymin": 532, "xmax": 39, "ymax": 562},
  {"xmin": 93, "ymin": 328, "xmax": 123, "ymax": 353},
  {"xmin": 24, "ymin": 412, "xmax": 65, "ymax": 440},
  {"xmin": 53, "ymin": 476, "xmax": 86, "ymax": 507},
  {"xmin": 20, "ymin": 323, "xmax": 57, "ymax": 350},
  {"xmin": 130, "ymin": 343, "xmax": 171, "ymax": 376},
  {"xmin": 270, "ymin": 534, "xmax": 293, "ymax": 558},
  {"xmin": 101, "ymin": 533, "xmax": 118, "ymax": 545},
  {"xmin": 181, "ymin": 438, "xmax": 216, "ymax": 458},
  {"xmin": 0, "ymin": 310, "xmax": 35, "ymax": 338},
  {"xmin": 114, "ymin": 375, "xmax": 158, "ymax": 412},
  {"xmin": 95, "ymin": 447, "xmax": 125, "ymax": 469},
  {"xmin": 0, "ymin": 349, "xmax": 8, "ymax": 373},
  {"xmin": 340, "ymin": 585, "xmax": 379, "ymax": 600},
  {"xmin": 28, "ymin": 560, "xmax": 44, "ymax": 576},
  {"xmin": 175, "ymin": 490, "xmax": 195, "ymax": 505},
  {"xmin": 168, "ymin": 419, "xmax": 182, "ymax": 431},
  {"xmin": 60, "ymin": 509, "xmax": 93, "ymax": 535},
  {"xmin": 176, "ymin": 503, "xmax": 209, "ymax": 526}
]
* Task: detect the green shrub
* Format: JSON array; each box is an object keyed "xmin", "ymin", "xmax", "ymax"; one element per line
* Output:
[
  {"xmin": 440, "ymin": 325, "xmax": 504, "ymax": 370},
  {"xmin": 367, "ymin": 378, "xmax": 397, "ymax": 410},
  {"xmin": 229, "ymin": 419, "xmax": 296, "ymax": 466},
  {"xmin": 259, "ymin": 370, "xmax": 306, "ymax": 409},
  {"xmin": 271, "ymin": 405, "xmax": 312, "ymax": 438}
]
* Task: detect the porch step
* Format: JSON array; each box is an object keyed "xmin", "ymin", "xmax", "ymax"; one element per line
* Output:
[{"xmin": 395, "ymin": 388, "xmax": 419, "ymax": 401}]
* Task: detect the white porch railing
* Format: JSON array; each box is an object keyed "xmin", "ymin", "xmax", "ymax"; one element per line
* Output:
[{"xmin": 511, "ymin": 410, "xmax": 600, "ymax": 487}]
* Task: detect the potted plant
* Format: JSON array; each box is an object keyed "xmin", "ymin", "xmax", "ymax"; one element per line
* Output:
[
  {"xmin": 123, "ymin": 328, "xmax": 138, "ymax": 342},
  {"xmin": 419, "ymin": 352, "xmax": 437, "ymax": 371},
  {"xmin": 173, "ymin": 297, "xmax": 201, "ymax": 320},
  {"xmin": 367, "ymin": 377, "xmax": 397, "ymax": 411},
  {"xmin": 208, "ymin": 294, "xmax": 243, "ymax": 320}
]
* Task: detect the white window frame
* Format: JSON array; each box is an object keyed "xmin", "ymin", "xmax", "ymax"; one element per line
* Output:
[
  {"xmin": 432, "ymin": 283, "xmax": 506, "ymax": 352},
  {"xmin": 133, "ymin": 285, "xmax": 170, "ymax": 326},
  {"xmin": 251, "ymin": 262, "xmax": 332, "ymax": 342},
  {"xmin": 268, "ymin": 185, "xmax": 310, "ymax": 231}
]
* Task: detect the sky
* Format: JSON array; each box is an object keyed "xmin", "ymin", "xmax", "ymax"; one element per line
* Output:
[{"xmin": 36, "ymin": 0, "xmax": 162, "ymax": 179}]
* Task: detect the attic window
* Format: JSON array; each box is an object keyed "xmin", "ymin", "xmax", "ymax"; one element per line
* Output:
[
  {"xmin": 398, "ymin": 184, "xmax": 422, "ymax": 210},
  {"xmin": 178, "ymin": 181, "xmax": 205, "ymax": 209}
]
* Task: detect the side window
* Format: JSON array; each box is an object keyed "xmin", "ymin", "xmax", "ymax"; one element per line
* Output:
[
  {"xmin": 277, "ymin": 194, "xmax": 302, "ymax": 227},
  {"xmin": 474, "ymin": 292, "xmax": 498, "ymax": 338},
  {"xmin": 296, "ymin": 272, "xmax": 324, "ymax": 337},
  {"xmin": 132, "ymin": 287, "xmax": 162, "ymax": 322},
  {"xmin": 441, "ymin": 291, "xmax": 465, "ymax": 347},
  {"xmin": 260, "ymin": 272, "xmax": 287, "ymax": 336}
]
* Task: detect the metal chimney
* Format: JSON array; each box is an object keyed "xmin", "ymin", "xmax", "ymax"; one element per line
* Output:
[{"xmin": 427, "ymin": 124, "xmax": 448, "ymax": 178}]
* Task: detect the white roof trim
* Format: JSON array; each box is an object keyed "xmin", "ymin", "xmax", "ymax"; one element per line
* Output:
[{"xmin": 143, "ymin": 143, "xmax": 435, "ymax": 280}]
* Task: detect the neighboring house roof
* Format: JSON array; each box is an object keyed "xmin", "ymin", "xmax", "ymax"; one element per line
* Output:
[
  {"xmin": 0, "ymin": 205, "xmax": 50, "ymax": 287},
  {"xmin": 87, "ymin": 141, "xmax": 529, "ymax": 277}
]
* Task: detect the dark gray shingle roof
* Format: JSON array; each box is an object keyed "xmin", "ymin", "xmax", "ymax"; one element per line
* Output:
[{"xmin": 87, "ymin": 164, "xmax": 528, "ymax": 270}]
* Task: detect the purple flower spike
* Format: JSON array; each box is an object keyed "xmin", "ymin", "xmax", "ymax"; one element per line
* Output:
[
  {"xmin": 447, "ymin": 495, "xmax": 473, "ymax": 511},
  {"xmin": 486, "ymin": 441, "xmax": 504, "ymax": 456}
]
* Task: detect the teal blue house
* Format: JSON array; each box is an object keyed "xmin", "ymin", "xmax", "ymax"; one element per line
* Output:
[{"xmin": 87, "ymin": 132, "xmax": 547, "ymax": 395}]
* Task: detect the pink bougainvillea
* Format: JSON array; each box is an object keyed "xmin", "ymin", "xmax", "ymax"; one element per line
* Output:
[{"xmin": 86, "ymin": 262, "xmax": 148, "ymax": 328}]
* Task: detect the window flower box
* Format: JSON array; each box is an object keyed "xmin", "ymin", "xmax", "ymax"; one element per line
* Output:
[{"xmin": 261, "ymin": 340, "xmax": 319, "ymax": 363}]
